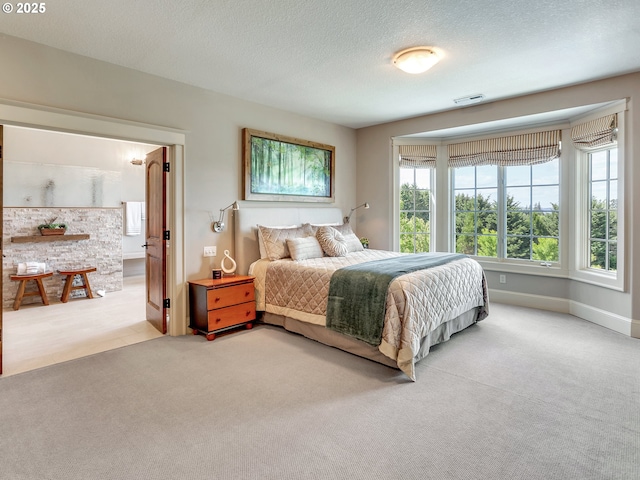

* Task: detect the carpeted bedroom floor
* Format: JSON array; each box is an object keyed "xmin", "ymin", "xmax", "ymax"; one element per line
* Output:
[{"xmin": 0, "ymin": 303, "xmax": 638, "ymax": 480}]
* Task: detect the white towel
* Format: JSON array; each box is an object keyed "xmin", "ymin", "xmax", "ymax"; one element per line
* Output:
[
  {"xmin": 124, "ymin": 202, "xmax": 144, "ymax": 236},
  {"xmin": 17, "ymin": 262, "xmax": 47, "ymax": 275}
]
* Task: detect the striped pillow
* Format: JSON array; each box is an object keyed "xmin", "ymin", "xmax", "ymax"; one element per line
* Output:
[
  {"xmin": 286, "ymin": 236, "xmax": 324, "ymax": 261},
  {"xmin": 316, "ymin": 226, "xmax": 348, "ymax": 257}
]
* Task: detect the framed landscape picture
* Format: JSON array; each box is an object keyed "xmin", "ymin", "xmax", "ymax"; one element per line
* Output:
[{"xmin": 242, "ymin": 128, "xmax": 335, "ymax": 202}]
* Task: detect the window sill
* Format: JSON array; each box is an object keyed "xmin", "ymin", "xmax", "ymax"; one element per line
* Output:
[
  {"xmin": 474, "ymin": 257, "xmax": 624, "ymax": 291},
  {"xmin": 474, "ymin": 258, "xmax": 567, "ymax": 278},
  {"xmin": 569, "ymin": 269, "xmax": 624, "ymax": 292}
]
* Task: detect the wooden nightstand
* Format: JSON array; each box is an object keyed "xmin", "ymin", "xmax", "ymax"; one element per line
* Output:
[{"xmin": 188, "ymin": 275, "xmax": 256, "ymax": 341}]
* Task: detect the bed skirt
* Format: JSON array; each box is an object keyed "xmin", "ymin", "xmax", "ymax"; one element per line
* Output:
[{"xmin": 260, "ymin": 306, "xmax": 481, "ymax": 371}]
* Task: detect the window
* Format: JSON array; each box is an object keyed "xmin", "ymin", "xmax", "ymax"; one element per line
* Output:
[
  {"xmin": 588, "ymin": 147, "xmax": 617, "ymax": 272},
  {"xmin": 505, "ymin": 160, "xmax": 560, "ymax": 262},
  {"xmin": 570, "ymin": 112, "xmax": 622, "ymax": 287},
  {"xmin": 453, "ymin": 165, "xmax": 498, "ymax": 257},
  {"xmin": 400, "ymin": 167, "xmax": 432, "ymax": 253},
  {"xmin": 450, "ymin": 129, "xmax": 561, "ymax": 263},
  {"xmin": 452, "ymin": 161, "xmax": 560, "ymax": 262}
]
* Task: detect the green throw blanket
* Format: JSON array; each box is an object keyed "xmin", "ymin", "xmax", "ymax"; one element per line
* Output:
[{"xmin": 326, "ymin": 253, "xmax": 466, "ymax": 346}]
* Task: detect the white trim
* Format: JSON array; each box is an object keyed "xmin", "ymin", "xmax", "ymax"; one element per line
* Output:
[
  {"xmin": 0, "ymin": 99, "xmax": 187, "ymax": 337},
  {"xmin": 569, "ymin": 99, "xmax": 628, "ymax": 127},
  {"xmin": 479, "ymin": 260, "xmax": 567, "ymax": 277},
  {"xmin": 570, "ymin": 116, "xmax": 625, "ymax": 292},
  {"xmin": 435, "ymin": 145, "xmax": 449, "ymax": 251},
  {"xmin": 391, "ymin": 141, "xmax": 400, "ymax": 251},
  {"xmin": 489, "ymin": 289, "xmax": 633, "ymax": 336},
  {"xmin": 0, "ymin": 99, "xmax": 186, "ymax": 145},
  {"xmin": 569, "ymin": 301, "xmax": 632, "ymax": 336},
  {"xmin": 489, "ymin": 289, "xmax": 570, "ymax": 313}
]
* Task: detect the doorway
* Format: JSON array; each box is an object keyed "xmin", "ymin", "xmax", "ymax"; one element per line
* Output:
[
  {"xmin": 0, "ymin": 102, "xmax": 187, "ymax": 376},
  {"xmin": 2, "ymin": 127, "xmax": 160, "ymax": 375}
]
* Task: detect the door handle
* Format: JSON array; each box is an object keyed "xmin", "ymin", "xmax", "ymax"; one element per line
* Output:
[{"xmin": 141, "ymin": 243, "xmax": 149, "ymax": 248}]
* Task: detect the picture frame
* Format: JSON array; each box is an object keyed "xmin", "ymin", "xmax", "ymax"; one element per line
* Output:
[{"xmin": 242, "ymin": 128, "xmax": 335, "ymax": 202}]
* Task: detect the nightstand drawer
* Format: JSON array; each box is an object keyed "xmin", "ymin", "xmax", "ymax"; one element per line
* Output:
[
  {"xmin": 207, "ymin": 302, "xmax": 256, "ymax": 331},
  {"xmin": 207, "ymin": 283, "xmax": 255, "ymax": 310}
]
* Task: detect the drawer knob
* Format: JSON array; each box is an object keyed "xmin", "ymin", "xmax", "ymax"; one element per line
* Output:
[
  {"xmin": 215, "ymin": 318, "xmax": 221, "ymax": 323},
  {"xmin": 245, "ymin": 311, "xmax": 251, "ymax": 317},
  {"xmin": 214, "ymin": 297, "xmax": 221, "ymax": 303},
  {"xmin": 245, "ymin": 291, "xmax": 250, "ymax": 297}
]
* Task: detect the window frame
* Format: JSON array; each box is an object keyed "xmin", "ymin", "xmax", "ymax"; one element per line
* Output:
[
  {"xmin": 391, "ymin": 100, "xmax": 626, "ymax": 289},
  {"xmin": 399, "ymin": 165, "xmax": 434, "ymax": 253},
  {"xmin": 451, "ymin": 162, "xmax": 562, "ymax": 268},
  {"xmin": 570, "ymin": 111, "xmax": 625, "ymax": 291}
]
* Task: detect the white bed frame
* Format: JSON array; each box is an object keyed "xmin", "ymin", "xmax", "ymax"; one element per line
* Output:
[{"xmin": 233, "ymin": 205, "xmax": 480, "ymax": 377}]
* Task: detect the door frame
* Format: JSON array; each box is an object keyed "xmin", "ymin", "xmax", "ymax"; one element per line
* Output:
[{"xmin": 0, "ymin": 101, "xmax": 187, "ymax": 336}]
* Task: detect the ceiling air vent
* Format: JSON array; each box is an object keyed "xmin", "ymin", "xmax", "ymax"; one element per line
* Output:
[{"xmin": 453, "ymin": 94, "xmax": 485, "ymax": 106}]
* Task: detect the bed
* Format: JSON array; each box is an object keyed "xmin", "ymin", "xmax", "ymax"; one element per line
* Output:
[{"xmin": 234, "ymin": 207, "xmax": 488, "ymax": 381}]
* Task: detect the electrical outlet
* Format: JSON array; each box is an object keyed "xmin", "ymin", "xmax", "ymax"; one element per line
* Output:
[
  {"xmin": 499, "ymin": 274, "xmax": 506, "ymax": 284},
  {"xmin": 203, "ymin": 246, "xmax": 217, "ymax": 257}
]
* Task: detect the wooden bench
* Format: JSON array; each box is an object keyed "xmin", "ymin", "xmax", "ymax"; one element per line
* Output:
[
  {"xmin": 10, "ymin": 272, "xmax": 53, "ymax": 310},
  {"xmin": 58, "ymin": 267, "xmax": 97, "ymax": 303}
]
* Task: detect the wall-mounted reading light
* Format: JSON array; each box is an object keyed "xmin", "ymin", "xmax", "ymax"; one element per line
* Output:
[
  {"xmin": 130, "ymin": 159, "xmax": 145, "ymax": 166},
  {"xmin": 212, "ymin": 201, "xmax": 239, "ymax": 233},
  {"xmin": 344, "ymin": 202, "xmax": 369, "ymax": 223}
]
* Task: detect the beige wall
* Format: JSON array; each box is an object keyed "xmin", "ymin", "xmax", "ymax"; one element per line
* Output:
[
  {"xmin": 0, "ymin": 34, "xmax": 357, "ymax": 285},
  {"xmin": 356, "ymin": 73, "xmax": 640, "ymax": 334}
]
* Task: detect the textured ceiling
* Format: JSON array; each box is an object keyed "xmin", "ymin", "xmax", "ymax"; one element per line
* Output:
[{"xmin": 1, "ymin": 0, "xmax": 639, "ymax": 129}]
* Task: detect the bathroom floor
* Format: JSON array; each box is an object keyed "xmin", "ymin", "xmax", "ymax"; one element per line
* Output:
[{"xmin": 2, "ymin": 275, "xmax": 163, "ymax": 377}]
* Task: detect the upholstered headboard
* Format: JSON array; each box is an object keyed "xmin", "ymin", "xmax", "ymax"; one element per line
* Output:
[{"xmin": 233, "ymin": 206, "xmax": 343, "ymax": 275}]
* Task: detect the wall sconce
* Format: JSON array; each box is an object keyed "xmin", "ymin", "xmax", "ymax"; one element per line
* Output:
[
  {"xmin": 344, "ymin": 202, "xmax": 369, "ymax": 223},
  {"xmin": 212, "ymin": 201, "xmax": 239, "ymax": 233}
]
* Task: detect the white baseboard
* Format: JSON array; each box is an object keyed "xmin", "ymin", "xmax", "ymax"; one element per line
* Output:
[
  {"xmin": 489, "ymin": 288, "xmax": 635, "ymax": 337},
  {"xmin": 569, "ymin": 302, "xmax": 632, "ymax": 336},
  {"xmin": 488, "ymin": 289, "xmax": 570, "ymax": 313}
]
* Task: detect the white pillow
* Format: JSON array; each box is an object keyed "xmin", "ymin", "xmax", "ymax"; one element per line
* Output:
[
  {"xmin": 258, "ymin": 224, "xmax": 314, "ymax": 260},
  {"xmin": 257, "ymin": 224, "xmax": 296, "ymax": 259},
  {"xmin": 286, "ymin": 236, "xmax": 324, "ymax": 261},
  {"xmin": 330, "ymin": 223, "xmax": 364, "ymax": 253},
  {"xmin": 316, "ymin": 226, "xmax": 348, "ymax": 257}
]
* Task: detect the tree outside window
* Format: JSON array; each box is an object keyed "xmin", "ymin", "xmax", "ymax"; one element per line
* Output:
[
  {"xmin": 453, "ymin": 161, "xmax": 560, "ymax": 262},
  {"xmin": 588, "ymin": 148, "xmax": 617, "ymax": 271},
  {"xmin": 400, "ymin": 167, "xmax": 431, "ymax": 253}
]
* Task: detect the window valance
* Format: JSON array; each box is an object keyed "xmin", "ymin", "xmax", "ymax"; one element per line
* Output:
[
  {"xmin": 399, "ymin": 144, "xmax": 437, "ymax": 169},
  {"xmin": 570, "ymin": 114, "xmax": 617, "ymax": 150},
  {"xmin": 447, "ymin": 130, "xmax": 561, "ymax": 168}
]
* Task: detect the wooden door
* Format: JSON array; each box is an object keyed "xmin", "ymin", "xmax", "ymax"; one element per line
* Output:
[
  {"xmin": 145, "ymin": 147, "xmax": 167, "ymax": 334},
  {"xmin": 0, "ymin": 125, "xmax": 3, "ymax": 374}
]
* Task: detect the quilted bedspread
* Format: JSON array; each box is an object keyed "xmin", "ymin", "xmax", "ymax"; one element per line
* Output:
[{"xmin": 250, "ymin": 250, "xmax": 489, "ymax": 380}]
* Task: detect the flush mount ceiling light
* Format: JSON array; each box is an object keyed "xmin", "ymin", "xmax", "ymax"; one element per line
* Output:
[{"xmin": 393, "ymin": 47, "xmax": 440, "ymax": 74}]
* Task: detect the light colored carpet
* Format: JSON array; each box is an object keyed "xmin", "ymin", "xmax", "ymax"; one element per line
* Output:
[{"xmin": 0, "ymin": 303, "xmax": 638, "ymax": 480}]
